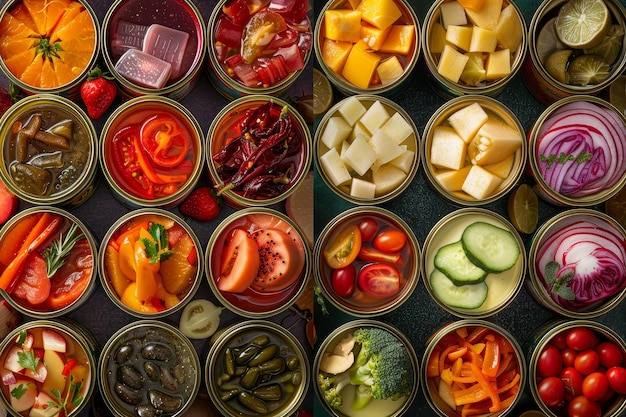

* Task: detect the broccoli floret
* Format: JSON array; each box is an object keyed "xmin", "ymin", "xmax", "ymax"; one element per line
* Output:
[
  {"xmin": 317, "ymin": 371, "xmax": 350, "ymax": 410},
  {"xmin": 348, "ymin": 327, "xmax": 414, "ymax": 410}
]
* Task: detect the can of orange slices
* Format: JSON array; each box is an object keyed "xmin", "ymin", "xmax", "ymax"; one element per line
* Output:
[
  {"xmin": 0, "ymin": 0, "xmax": 99, "ymax": 100},
  {"xmin": 522, "ymin": 0, "xmax": 626, "ymax": 105}
]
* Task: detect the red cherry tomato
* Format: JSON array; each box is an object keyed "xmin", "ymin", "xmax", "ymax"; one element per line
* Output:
[
  {"xmin": 538, "ymin": 376, "xmax": 565, "ymax": 408},
  {"xmin": 582, "ymin": 372, "xmax": 609, "ymax": 402},
  {"xmin": 538, "ymin": 344, "xmax": 563, "ymax": 378},
  {"xmin": 331, "ymin": 265, "xmax": 356, "ymax": 298},
  {"xmin": 568, "ymin": 395, "xmax": 601, "ymax": 417},
  {"xmin": 574, "ymin": 350, "xmax": 600, "ymax": 376},
  {"xmin": 561, "ymin": 366, "xmax": 584, "ymax": 398},
  {"xmin": 357, "ymin": 218, "xmax": 379, "ymax": 242},
  {"xmin": 567, "ymin": 328, "xmax": 598, "ymax": 351},
  {"xmin": 595, "ymin": 341, "xmax": 624, "ymax": 368},
  {"xmin": 606, "ymin": 366, "xmax": 626, "ymax": 394},
  {"xmin": 357, "ymin": 263, "xmax": 401, "ymax": 298},
  {"xmin": 551, "ymin": 331, "xmax": 568, "ymax": 350},
  {"xmin": 373, "ymin": 230, "xmax": 407, "ymax": 253},
  {"xmin": 323, "ymin": 225, "xmax": 362, "ymax": 269},
  {"xmin": 562, "ymin": 347, "xmax": 578, "ymax": 367}
]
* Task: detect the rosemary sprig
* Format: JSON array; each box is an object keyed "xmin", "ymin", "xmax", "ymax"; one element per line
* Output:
[
  {"xmin": 48, "ymin": 374, "xmax": 83, "ymax": 417},
  {"xmin": 42, "ymin": 223, "xmax": 84, "ymax": 278}
]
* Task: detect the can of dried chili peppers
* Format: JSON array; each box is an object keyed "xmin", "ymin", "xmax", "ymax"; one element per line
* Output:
[{"xmin": 206, "ymin": 95, "xmax": 312, "ymax": 209}]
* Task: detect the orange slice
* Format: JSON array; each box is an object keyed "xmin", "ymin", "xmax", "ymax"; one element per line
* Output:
[
  {"xmin": 48, "ymin": 1, "xmax": 82, "ymax": 42},
  {"xmin": 20, "ymin": 56, "xmax": 43, "ymax": 86},
  {"xmin": 10, "ymin": 4, "xmax": 38, "ymax": 32},
  {"xmin": 0, "ymin": 11, "xmax": 37, "ymax": 38},
  {"xmin": 3, "ymin": 49, "xmax": 36, "ymax": 79},
  {"xmin": 0, "ymin": 37, "xmax": 35, "ymax": 57},
  {"xmin": 23, "ymin": 0, "xmax": 48, "ymax": 35},
  {"xmin": 43, "ymin": 0, "xmax": 71, "ymax": 35}
]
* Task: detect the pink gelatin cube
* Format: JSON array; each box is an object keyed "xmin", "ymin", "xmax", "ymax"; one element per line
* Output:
[
  {"xmin": 143, "ymin": 24, "xmax": 190, "ymax": 79},
  {"xmin": 115, "ymin": 49, "xmax": 172, "ymax": 89},
  {"xmin": 111, "ymin": 20, "xmax": 148, "ymax": 57}
]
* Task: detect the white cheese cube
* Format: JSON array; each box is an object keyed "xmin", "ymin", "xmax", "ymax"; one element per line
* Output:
[
  {"xmin": 447, "ymin": 102, "xmax": 489, "ymax": 143},
  {"xmin": 351, "ymin": 178, "xmax": 377, "ymax": 199},
  {"xmin": 321, "ymin": 116, "xmax": 352, "ymax": 150},
  {"xmin": 350, "ymin": 121, "xmax": 371, "ymax": 140},
  {"xmin": 380, "ymin": 112, "xmax": 413, "ymax": 144},
  {"xmin": 338, "ymin": 96, "xmax": 367, "ymax": 126},
  {"xmin": 320, "ymin": 148, "xmax": 352, "ymax": 186},
  {"xmin": 462, "ymin": 165, "xmax": 502, "ymax": 199},
  {"xmin": 372, "ymin": 164, "xmax": 407, "ymax": 195},
  {"xmin": 359, "ymin": 100, "xmax": 390, "ymax": 134},
  {"xmin": 389, "ymin": 147, "xmax": 415, "ymax": 173},
  {"xmin": 343, "ymin": 134, "xmax": 377, "ymax": 176},
  {"xmin": 370, "ymin": 129, "xmax": 405, "ymax": 167},
  {"xmin": 430, "ymin": 126, "xmax": 467, "ymax": 170}
]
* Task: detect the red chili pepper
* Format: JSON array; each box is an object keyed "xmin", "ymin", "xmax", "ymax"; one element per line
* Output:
[
  {"xmin": 111, "ymin": 125, "xmax": 155, "ymax": 199},
  {"xmin": 62, "ymin": 359, "xmax": 79, "ymax": 376},
  {"xmin": 140, "ymin": 114, "xmax": 189, "ymax": 168}
]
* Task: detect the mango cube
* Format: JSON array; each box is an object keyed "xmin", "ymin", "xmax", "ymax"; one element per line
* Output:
[
  {"xmin": 376, "ymin": 56, "xmax": 404, "ymax": 85},
  {"xmin": 440, "ymin": 1, "xmax": 467, "ymax": 29},
  {"xmin": 320, "ymin": 148, "xmax": 352, "ymax": 186},
  {"xmin": 437, "ymin": 44, "xmax": 469, "ymax": 83},
  {"xmin": 343, "ymin": 134, "xmax": 377, "ymax": 176},
  {"xmin": 429, "ymin": 22, "xmax": 448, "ymax": 54},
  {"xmin": 430, "ymin": 126, "xmax": 467, "ymax": 170},
  {"xmin": 360, "ymin": 23, "xmax": 392, "ymax": 51},
  {"xmin": 435, "ymin": 165, "xmax": 472, "ymax": 191},
  {"xmin": 469, "ymin": 26, "xmax": 498, "ymax": 52},
  {"xmin": 468, "ymin": 116, "xmax": 522, "ymax": 165},
  {"xmin": 447, "ymin": 102, "xmax": 489, "ymax": 143},
  {"xmin": 338, "ymin": 95, "xmax": 367, "ymax": 126},
  {"xmin": 465, "ymin": 0, "xmax": 503, "ymax": 30},
  {"xmin": 359, "ymin": 100, "xmax": 390, "ymax": 133},
  {"xmin": 379, "ymin": 25, "xmax": 415, "ymax": 55},
  {"xmin": 446, "ymin": 25, "xmax": 473, "ymax": 52},
  {"xmin": 495, "ymin": 5, "xmax": 523, "ymax": 51},
  {"xmin": 485, "ymin": 48, "xmax": 511, "ymax": 80},
  {"xmin": 380, "ymin": 112, "xmax": 413, "ymax": 144},
  {"xmin": 321, "ymin": 116, "xmax": 352, "ymax": 149},
  {"xmin": 351, "ymin": 178, "xmax": 377, "ymax": 199},
  {"xmin": 322, "ymin": 39, "xmax": 353, "ymax": 74},
  {"xmin": 357, "ymin": 0, "xmax": 402, "ymax": 30},
  {"xmin": 462, "ymin": 165, "xmax": 502, "ymax": 199},
  {"xmin": 324, "ymin": 10, "xmax": 362, "ymax": 43},
  {"xmin": 342, "ymin": 40, "xmax": 381, "ymax": 89}
]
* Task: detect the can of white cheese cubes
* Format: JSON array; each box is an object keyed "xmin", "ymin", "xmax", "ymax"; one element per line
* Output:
[
  {"xmin": 421, "ymin": 95, "xmax": 526, "ymax": 206},
  {"xmin": 421, "ymin": 0, "xmax": 527, "ymax": 98},
  {"xmin": 522, "ymin": 0, "xmax": 626, "ymax": 105},
  {"xmin": 315, "ymin": 95, "xmax": 420, "ymax": 205},
  {"xmin": 314, "ymin": 0, "xmax": 420, "ymax": 96}
]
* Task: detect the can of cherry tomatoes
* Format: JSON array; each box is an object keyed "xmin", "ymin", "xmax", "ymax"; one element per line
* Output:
[{"xmin": 522, "ymin": 0, "xmax": 626, "ymax": 105}]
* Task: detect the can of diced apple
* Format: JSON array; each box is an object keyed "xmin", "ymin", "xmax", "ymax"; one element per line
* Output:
[
  {"xmin": 421, "ymin": 0, "xmax": 527, "ymax": 99},
  {"xmin": 522, "ymin": 0, "xmax": 626, "ymax": 105}
]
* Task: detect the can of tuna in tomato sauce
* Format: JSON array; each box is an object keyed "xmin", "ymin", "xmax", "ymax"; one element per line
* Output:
[{"xmin": 523, "ymin": 0, "xmax": 626, "ymax": 105}]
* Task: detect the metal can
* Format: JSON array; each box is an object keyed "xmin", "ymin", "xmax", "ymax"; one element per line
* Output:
[
  {"xmin": 421, "ymin": 95, "xmax": 526, "ymax": 207},
  {"xmin": 314, "ymin": 206, "xmax": 420, "ymax": 317},
  {"xmin": 314, "ymin": 319, "xmax": 419, "ymax": 417},
  {"xmin": 99, "ymin": 320, "xmax": 201, "ymax": 417},
  {"xmin": 0, "ymin": 206, "xmax": 98, "ymax": 318},
  {"xmin": 206, "ymin": 320, "xmax": 309, "ymax": 417},
  {"xmin": 0, "ymin": 94, "xmax": 98, "ymax": 208},
  {"xmin": 206, "ymin": 0, "xmax": 312, "ymax": 100},
  {"xmin": 527, "ymin": 95, "xmax": 626, "ymax": 207},
  {"xmin": 205, "ymin": 207, "xmax": 311, "ymax": 319},
  {"xmin": 99, "ymin": 95, "xmax": 204, "ymax": 208},
  {"xmin": 0, "ymin": 0, "xmax": 99, "ymax": 100},
  {"xmin": 206, "ymin": 95, "xmax": 312, "ymax": 209},
  {"xmin": 422, "ymin": 320, "xmax": 526, "ymax": 417},
  {"xmin": 314, "ymin": 0, "xmax": 420, "ymax": 97},
  {"xmin": 527, "ymin": 319, "xmax": 626, "ymax": 417},
  {"xmin": 527, "ymin": 208, "xmax": 626, "ymax": 319},
  {"xmin": 421, "ymin": 0, "xmax": 527, "ymax": 99},
  {"xmin": 315, "ymin": 94, "xmax": 420, "ymax": 205},
  {"xmin": 101, "ymin": 0, "xmax": 206, "ymax": 100},
  {"xmin": 99, "ymin": 208, "xmax": 203, "ymax": 319},
  {"xmin": 422, "ymin": 208, "xmax": 526, "ymax": 318},
  {"xmin": 523, "ymin": 0, "xmax": 626, "ymax": 105},
  {"xmin": 0, "ymin": 319, "xmax": 98, "ymax": 417}
]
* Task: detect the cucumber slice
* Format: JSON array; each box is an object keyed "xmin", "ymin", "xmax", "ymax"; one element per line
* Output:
[
  {"xmin": 430, "ymin": 269, "xmax": 488, "ymax": 309},
  {"xmin": 433, "ymin": 241, "xmax": 487, "ymax": 285},
  {"xmin": 461, "ymin": 222, "xmax": 520, "ymax": 273}
]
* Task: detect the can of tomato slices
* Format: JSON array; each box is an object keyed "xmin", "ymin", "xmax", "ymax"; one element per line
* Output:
[
  {"xmin": 0, "ymin": 206, "xmax": 99, "ymax": 319},
  {"xmin": 99, "ymin": 95, "xmax": 205, "ymax": 209},
  {"xmin": 526, "ymin": 208, "xmax": 626, "ymax": 319},
  {"xmin": 527, "ymin": 319, "xmax": 626, "ymax": 417}
]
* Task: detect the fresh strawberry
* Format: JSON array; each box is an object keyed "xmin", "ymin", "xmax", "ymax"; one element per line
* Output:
[
  {"xmin": 0, "ymin": 180, "xmax": 17, "ymax": 225},
  {"xmin": 179, "ymin": 186, "xmax": 221, "ymax": 221},
  {"xmin": 80, "ymin": 67, "xmax": 117, "ymax": 119}
]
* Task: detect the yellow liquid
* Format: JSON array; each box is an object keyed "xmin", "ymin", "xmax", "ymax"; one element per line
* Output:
[{"xmin": 337, "ymin": 384, "xmax": 407, "ymax": 417}]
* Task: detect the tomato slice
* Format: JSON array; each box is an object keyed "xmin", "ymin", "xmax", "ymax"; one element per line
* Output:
[
  {"xmin": 179, "ymin": 299, "xmax": 223, "ymax": 339},
  {"xmin": 12, "ymin": 252, "xmax": 51, "ymax": 305},
  {"xmin": 140, "ymin": 114, "xmax": 189, "ymax": 168},
  {"xmin": 218, "ymin": 228, "xmax": 260, "ymax": 293},
  {"xmin": 357, "ymin": 263, "xmax": 401, "ymax": 298},
  {"xmin": 323, "ymin": 225, "xmax": 362, "ymax": 269},
  {"xmin": 241, "ymin": 11, "xmax": 287, "ymax": 64}
]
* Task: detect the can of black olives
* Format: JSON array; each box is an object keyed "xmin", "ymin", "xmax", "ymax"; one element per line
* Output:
[
  {"xmin": 206, "ymin": 320, "xmax": 309, "ymax": 417},
  {"xmin": 98, "ymin": 320, "xmax": 201, "ymax": 417},
  {"xmin": 0, "ymin": 94, "xmax": 98, "ymax": 208}
]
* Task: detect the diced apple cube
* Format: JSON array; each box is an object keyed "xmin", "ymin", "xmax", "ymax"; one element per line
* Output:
[
  {"xmin": 495, "ymin": 5, "xmax": 523, "ymax": 51},
  {"xmin": 321, "ymin": 148, "xmax": 352, "ymax": 186},
  {"xmin": 446, "ymin": 25, "xmax": 473, "ymax": 52},
  {"xmin": 469, "ymin": 26, "xmax": 497, "ymax": 52},
  {"xmin": 359, "ymin": 100, "xmax": 390, "ymax": 133},
  {"xmin": 350, "ymin": 122, "xmax": 371, "ymax": 140},
  {"xmin": 447, "ymin": 102, "xmax": 488, "ymax": 143},
  {"xmin": 25, "ymin": 360, "xmax": 47, "ymax": 384},
  {"xmin": 357, "ymin": 0, "xmax": 402, "ymax": 30},
  {"xmin": 360, "ymin": 23, "xmax": 392, "ymax": 51},
  {"xmin": 1, "ymin": 368, "xmax": 16, "ymax": 386},
  {"xmin": 42, "ymin": 350, "xmax": 67, "ymax": 395},
  {"xmin": 324, "ymin": 10, "xmax": 363, "ymax": 43},
  {"xmin": 376, "ymin": 56, "xmax": 404, "ymax": 86},
  {"xmin": 343, "ymin": 134, "xmax": 377, "ymax": 176},
  {"xmin": 373, "ymin": 164, "xmax": 406, "ymax": 195},
  {"xmin": 437, "ymin": 44, "xmax": 470, "ymax": 83},
  {"xmin": 350, "ymin": 178, "xmax": 377, "ymax": 199},
  {"xmin": 370, "ymin": 130, "xmax": 405, "ymax": 166},
  {"xmin": 440, "ymin": 1, "xmax": 467, "ymax": 29},
  {"xmin": 462, "ymin": 165, "xmax": 502, "ymax": 199},
  {"xmin": 16, "ymin": 332, "xmax": 35, "ymax": 351},
  {"xmin": 380, "ymin": 112, "xmax": 413, "ymax": 144},
  {"xmin": 430, "ymin": 126, "xmax": 466, "ymax": 170},
  {"xmin": 435, "ymin": 166, "xmax": 472, "ymax": 192},
  {"xmin": 483, "ymin": 153, "xmax": 515, "ymax": 179},
  {"xmin": 379, "ymin": 25, "xmax": 415, "ymax": 55},
  {"xmin": 30, "ymin": 391, "xmax": 61, "ymax": 417},
  {"xmin": 465, "ymin": 0, "xmax": 503, "ymax": 30},
  {"xmin": 322, "ymin": 39, "xmax": 353, "ymax": 74},
  {"xmin": 429, "ymin": 22, "xmax": 448, "ymax": 54},
  {"xmin": 9, "ymin": 380, "xmax": 37, "ymax": 412},
  {"xmin": 485, "ymin": 48, "xmax": 511, "ymax": 80},
  {"xmin": 321, "ymin": 116, "xmax": 352, "ymax": 150},
  {"xmin": 389, "ymin": 148, "xmax": 415, "ymax": 173},
  {"xmin": 340, "ymin": 140, "xmax": 350, "ymax": 160},
  {"xmin": 4, "ymin": 346, "xmax": 25, "ymax": 373},
  {"xmin": 468, "ymin": 116, "xmax": 522, "ymax": 165},
  {"xmin": 338, "ymin": 96, "xmax": 367, "ymax": 127},
  {"xmin": 342, "ymin": 40, "xmax": 381, "ymax": 89}
]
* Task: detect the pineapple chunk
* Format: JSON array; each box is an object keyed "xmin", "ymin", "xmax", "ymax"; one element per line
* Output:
[
  {"xmin": 446, "ymin": 25, "xmax": 473, "ymax": 52},
  {"xmin": 390, "ymin": 148, "xmax": 415, "ymax": 173},
  {"xmin": 342, "ymin": 40, "xmax": 381, "ymax": 89},
  {"xmin": 359, "ymin": 100, "xmax": 390, "ymax": 133},
  {"xmin": 437, "ymin": 44, "xmax": 470, "ymax": 83},
  {"xmin": 322, "ymin": 39, "xmax": 353, "ymax": 74},
  {"xmin": 338, "ymin": 96, "xmax": 367, "ymax": 127},
  {"xmin": 462, "ymin": 165, "xmax": 502, "ymax": 199},
  {"xmin": 447, "ymin": 102, "xmax": 489, "ymax": 143},
  {"xmin": 380, "ymin": 112, "xmax": 413, "ymax": 144},
  {"xmin": 465, "ymin": 0, "xmax": 503, "ymax": 30},
  {"xmin": 373, "ymin": 164, "xmax": 406, "ymax": 195},
  {"xmin": 357, "ymin": 0, "xmax": 402, "ymax": 30},
  {"xmin": 370, "ymin": 129, "xmax": 405, "ymax": 166},
  {"xmin": 324, "ymin": 10, "xmax": 363, "ymax": 43},
  {"xmin": 469, "ymin": 26, "xmax": 497, "ymax": 52},
  {"xmin": 379, "ymin": 25, "xmax": 415, "ymax": 55},
  {"xmin": 430, "ymin": 126, "xmax": 467, "ymax": 170},
  {"xmin": 377, "ymin": 56, "xmax": 404, "ymax": 85},
  {"xmin": 360, "ymin": 23, "xmax": 392, "ymax": 51},
  {"xmin": 495, "ymin": 5, "xmax": 523, "ymax": 51},
  {"xmin": 343, "ymin": 134, "xmax": 377, "ymax": 176},
  {"xmin": 468, "ymin": 116, "xmax": 522, "ymax": 165},
  {"xmin": 483, "ymin": 153, "xmax": 515, "ymax": 179},
  {"xmin": 435, "ymin": 165, "xmax": 472, "ymax": 191},
  {"xmin": 321, "ymin": 116, "xmax": 352, "ymax": 149},
  {"xmin": 429, "ymin": 22, "xmax": 448, "ymax": 54},
  {"xmin": 440, "ymin": 1, "xmax": 467, "ymax": 29},
  {"xmin": 351, "ymin": 178, "xmax": 377, "ymax": 199},
  {"xmin": 321, "ymin": 148, "xmax": 352, "ymax": 186},
  {"xmin": 485, "ymin": 48, "xmax": 511, "ymax": 80},
  {"xmin": 460, "ymin": 52, "xmax": 486, "ymax": 86}
]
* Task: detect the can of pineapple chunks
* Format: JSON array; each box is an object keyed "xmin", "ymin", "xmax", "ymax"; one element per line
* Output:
[
  {"xmin": 421, "ymin": 0, "xmax": 527, "ymax": 99},
  {"xmin": 314, "ymin": 0, "xmax": 420, "ymax": 97},
  {"xmin": 522, "ymin": 0, "xmax": 626, "ymax": 105}
]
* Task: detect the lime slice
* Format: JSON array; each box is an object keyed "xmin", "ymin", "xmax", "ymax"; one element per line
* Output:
[
  {"xmin": 537, "ymin": 18, "xmax": 567, "ymax": 64},
  {"xmin": 555, "ymin": 0, "xmax": 610, "ymax": 49},
  {"xmin": 609, "ymin": 75, "xmax": 626, "ymax": 115},
  {"xmin": 545, "ymin": 49, "xmax": 572, "ymax": 84},
  {"xmin": 584, "ymin": 24, "xmax": 625, "ymax": 64},
  {"xmin": 567, "ymin": 54, "xmax": 610, "ymax": 85},
  {"xmin": 460, "ymin": 52, "xmax": 486, "ymax": 86},
  {"xmin": 507, "ymin": 184, "xmax": 539, "ymax": 234},
  {"xmin": 313, "ymin": 68, "xmax": 333, "ymax": 116}
]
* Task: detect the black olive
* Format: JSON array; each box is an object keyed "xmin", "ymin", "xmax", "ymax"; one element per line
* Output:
[
  {"xmin": 141, "ymin": 343, "xmax": 173, "ymax": 362},
  {"xmin": 117, "ymin": 365, "xmax": 144, "ymax": 390},
  {"xmin": 114, "ymin": 382, "xmax": 142, "ymax": 406}
]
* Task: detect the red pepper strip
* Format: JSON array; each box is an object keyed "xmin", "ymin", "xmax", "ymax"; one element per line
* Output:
[
  {"xmin": 496, "ymin": 353, "xmax": 514, "ymax": 378},
  {"xmin": 150, "ymin": 296, "xmax": 167, "ymax": 312},
  {"xmin": 448, "ymin": 346, "xmax": 468, "ymax": 362},
  {"xmin": 462, "ymin": 348, "xmax": 484, "ymax": 368},
  {"xmin": 482, "ymin": 339, "xmax": 500, "ymax": 378},
  {"xmin": 111, "ymin": 126, "xmax": 155, "ymax": 199},
  {"xmin": 134, "ymin": 136, "xmax": 167, "ymax": 184},
  {"xmin": 426, "ymin": 348, "xmax": 441, "ymax": 377},
  {"xmin": 140, "ymin": 115, "xmax": 189, "ymax": 168},
  {"xmin": 452, "ymin": 382, "xmax": 490, "ymax": 406},
  {"xmin": 466, "ymin": 326, "xmax": 490, "ymax": 344},
  {"xmin": 115, "ymin": 221, "xmax": 150, "ymax": 248},
  {"xmin": 461, "ymin": 400, "xmax": 492, "ymax": 417},
  {"xmin": 469, "ymin": 363, "xmax": 501, "ymax": 412},
  {"xmin": 442, "ymin": 368, "xmax": 477, "ymax": 385},
  {"xmin": 439, "ymin": 345, "xmax": 462, "ymax": 375},
  {"xmin": 464, "ymin": 341, "xmax": 485, "ymax": 355},
  {"xmin": 62, "ymin": 359, "xmax": 79, "ymax": 376},
  {"xmin": 456, "ymin": 327, "xmax": 469, "ymax": 339},
  {"xmin": 497, "ymin": 372, "xmax": 520, "ymax": 394}
]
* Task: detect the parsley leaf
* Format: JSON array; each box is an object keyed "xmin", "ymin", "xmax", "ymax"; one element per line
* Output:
[
  {"xmin": 544, "ymin": 261, "xmax": 576, "ymax": 301},
  {"xmin": 140, "ymin": 223, "xmax": 173, "ymax": 264},
  {"xmin": 48, "ymin": 375, "xmax": 83, "ymax": 416},
  {"xmin": 10, "ymin": 383, "xmax": 27, "ymax": 399},
  {"xmin": 539, "ymin": 151, "xmax": 594, "ymax": 169},
  {"xmin": 17, "ymin": 350, "xmax": 39, "ymax": 372}
]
